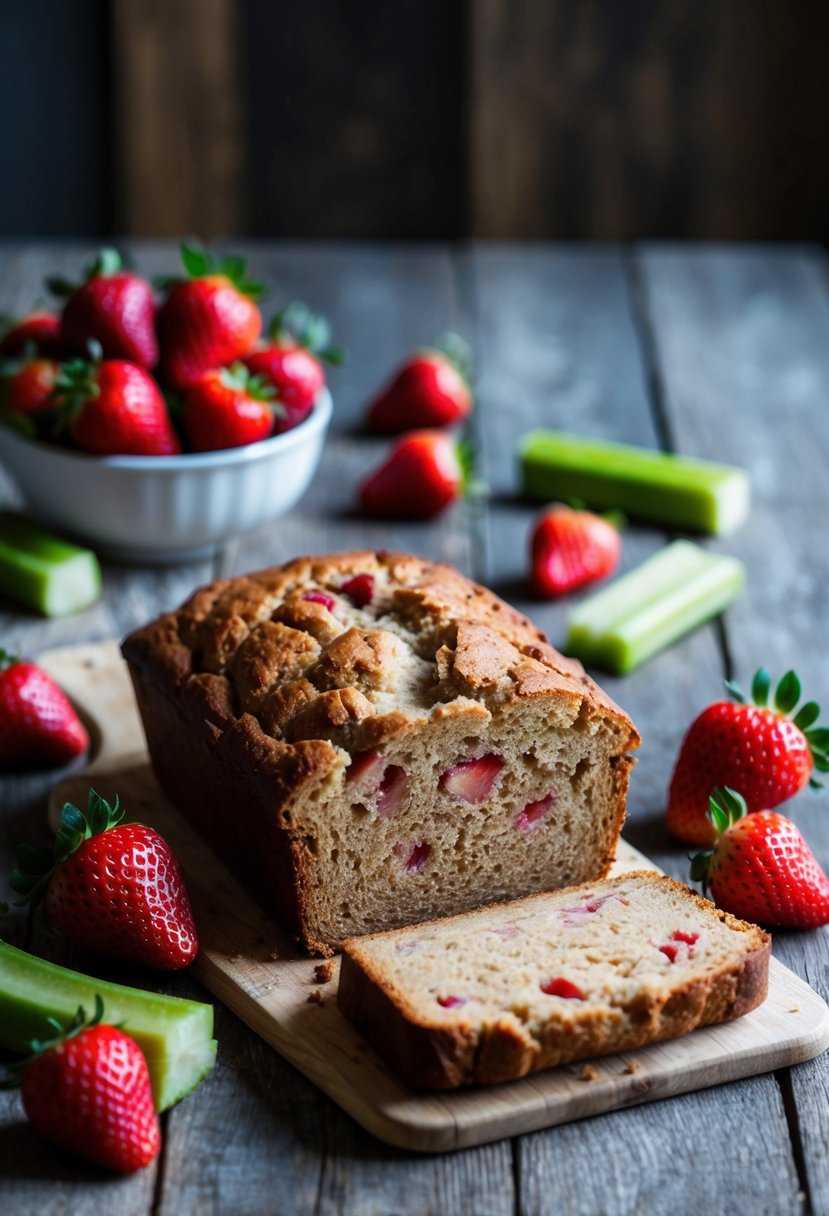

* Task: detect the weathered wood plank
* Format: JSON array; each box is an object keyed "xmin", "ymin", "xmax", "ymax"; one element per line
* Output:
[
  {"xmin": 519, "ymin": 1078, "xmax": 804, "ymax": 1216},
  {"xmin": 111, "ymin": 0, "xmax": 244, "ymax": 239},
  {"xmin": 469, "ymin": 1, "xmax": 829, "ymax": 242},
  {"xmin": 638, "ymin": 243, "xmax": 829, "ymax": 1208},
  {"xmin": 467, "ymin": 243, "xmax": 802, "ymax": 1211}
]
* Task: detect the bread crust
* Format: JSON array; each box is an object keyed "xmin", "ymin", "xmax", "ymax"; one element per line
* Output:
[
  {"xmin": 122, "ymin": 551, "xmax": 641, "ymax": 954},
  {"xmin": 338, "ymin": 873, "xmax": 771, "ymax": 1089}
]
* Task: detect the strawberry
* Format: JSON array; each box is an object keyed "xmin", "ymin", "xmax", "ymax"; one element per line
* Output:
[
  {"xmin": 0, "ymin": 310, "xmax": 64, "ymax": 358},
  {"xmin": 0, "ymin": 355, "xmax": 60, "ymax": 418},
  {"xmin": 667, "ymin": 668, "xmax": 829, "ymax": 846},
  {"xmin": 48, "ymin": 249, "xmax": 158, "ymax": 368},
  {"xmin": 439, "ymin": 754, "xmax": 505, "ymax": 805},
  {"xmin": 51, "ymin": 353, "xmax": 181, "ymax": 456},
  {"xmin": 367, "ymin": 334, "xmax": 472, "ymax": 432},
  {"xmin": 158, "ymin": 243, "xmax": 264, "ymax": 391},
  {"xmin": 11, "ymin": 788, "xmax": 199, "ymax": 970},
  {"xmin": 359, "ymin": 430, "xmax": 470, "ymax": 519},
  {"xmin": 243, "ymin": 301, "xmax": 345, "ymax": 434},
  {"xmin": 690, "ymin": 787, "xmax": 829, "ymax": 929},
  {"xmin": 0, "ymin": 651, "xmax": 88, "ymax": 766},
  {"xmin": 11, "ymin": 996, "xmax": 161, "ymax": 1173},
  {"xmin": 529, "ymin": 505, "xmax": 621, "ymax": 598},
  {"xmin": 183, "ymin": 363, "xmax": 278, "ymax": 451}
]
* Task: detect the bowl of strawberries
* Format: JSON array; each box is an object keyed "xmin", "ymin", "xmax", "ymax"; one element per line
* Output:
[{"xmin": 0, "ymin": 245, "xmax": 341, "ymax": 563}]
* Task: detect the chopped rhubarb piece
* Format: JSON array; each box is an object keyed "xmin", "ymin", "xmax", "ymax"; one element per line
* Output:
[
  {"xmin": 541, "ymin": 977, "xmax": 584, "ymax": 1000},
  {"xmin": 671, "ymin": 930, "xmax": 699, "ymax": 945},
  {"xmin": 439, "ymin": 753, "xmax": 504, "ymax": 805},
  {"xmin": 347, "ymin": 749, "xmax": 385, "ymax": 786},
  {"xmin": 376, "ymin": 765, "xmax": 407, "ymax": 819},
  {"xmin": 516, "ymin": 792, "xmax": 555, "ymax": 831},
  {"xmin": 302, "ymin": 590, "xmax": 336, "ymax": 611},
  {"xmin": 394, "ymin": 841, "xmax": 431, "ymax": 874},
  {"xmin": 659, "ymin": 943, "xmax": 679, "ymax": 963},
  {"xmin": 437, "ymin": 994, "xmax": 467, "ymax": 1009},
  {"xmin": 341, "ymin": 573, "xmax": 374, "ymax": 607},
  {"xmin": 490, "ymin": 923, "xmax": 519, "ymax": 940}
]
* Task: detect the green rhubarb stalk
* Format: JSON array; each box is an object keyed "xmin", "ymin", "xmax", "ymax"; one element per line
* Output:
[
  {"xmin": 565, "ymin": 540, "xmax": 745, "ymax": 674},
  {"xmin": 0, "ymin": 940, "xmax": 216, "ymax": 1110},
  {"xmin": 0, "ymin": 512, "xmax": 101, "ymax": 617},
  {"xmin": 519, "ymin": 430, "xmax": 750, "ymax": 536}
]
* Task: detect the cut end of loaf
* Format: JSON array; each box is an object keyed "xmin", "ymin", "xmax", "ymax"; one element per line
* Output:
[{"xmin": 122, "ymin": 550, "xmax": 640, "ymax": 953}]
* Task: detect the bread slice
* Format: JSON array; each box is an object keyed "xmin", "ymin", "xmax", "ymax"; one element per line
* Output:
[
  {"xmin": 121, "ymin": 551, "xmax": 639, "ymax": 954},
  {"xmin": 338, "ymin": 872, "xmax": 770, "ymax": 1088}
]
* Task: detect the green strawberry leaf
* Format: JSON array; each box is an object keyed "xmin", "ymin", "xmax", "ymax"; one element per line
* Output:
[
  {"xmin": 774, "ymin": 670, "xmax": 801, "ymax": 715},
  {"xmin": 45, "ymin": 276, "xmax": 76, "ymax": 298},
  {"xmin": 810, "ymin": 776, "xmax": 824, "ymax": 791},
  {"xmin": 751, "ymin": 667, "xmax": 772, "ymax": 706},
  {"xmin": 724, "ymin": 678, "xmax": 747, "ymax": 704},
  {"xmin": 805, "ymin": 728, "xmax": 829, "ymax": 750},
  {"xmin": 689, "ymin": 849, "xmax": 714, "ymax": 888},
  {"xmin": 88, "ymin": 248, "xmax": 122, "ymax": 279},
  {"xmin": 218, "ymin": 254, "xmax": 246, "ymax": 282},
  {"xmin": 794, "ymin": 701, "xmax": 821, "ymax": 731},
  {"xmin": 238, "ymin": 278, "xmax": 266, "ymax": 301},
  {"xmin": 180, "ymin": 242, "xmax": 211, "ymax": 279}
]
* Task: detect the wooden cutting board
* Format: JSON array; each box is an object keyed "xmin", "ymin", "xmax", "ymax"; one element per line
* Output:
[{"xmin": 40, "ymin": 640, "xmax": 829, "ymax": 1153}]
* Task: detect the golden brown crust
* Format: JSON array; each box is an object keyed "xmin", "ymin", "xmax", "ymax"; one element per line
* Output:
[
  {"xmin": 338, "ymin": 873, "xmax": 771, "ymax": 1089},
  {"xmin": 122, "ymin": 550, "xmax": 641, "ymax": 953}
]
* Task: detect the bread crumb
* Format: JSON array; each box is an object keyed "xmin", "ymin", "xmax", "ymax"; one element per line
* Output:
[
  {"xmin": 623, "ymin": 1060, "xmax": 641, "ymax": 1075},
  {"xmin": 268, "ymin": 950, "xmax": 280, "ymax": 961},
  {"xmin": 789, "ymin": 1004, "xmax": 801, "ymax": 1013},
  {"xmin": 580, "ymin": 1064, "xmax": 598, "ymax": 1082},
  {"xmin": 314, "ymin": 960, "xmax": 335, "ymax": 984},
  {"xmin": 307, "ymin": 989, "xmax": 324, "ymax": 1005}
]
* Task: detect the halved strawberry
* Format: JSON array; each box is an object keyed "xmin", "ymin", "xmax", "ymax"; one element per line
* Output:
[{"xmin": 439, "ymin": 754, "xmax": 504, "ymax": 805}]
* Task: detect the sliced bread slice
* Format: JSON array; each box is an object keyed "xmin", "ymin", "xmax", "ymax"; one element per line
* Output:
[{"xmin": 338, "ymin": 871, "xmax": 770, "ymax": 1088}]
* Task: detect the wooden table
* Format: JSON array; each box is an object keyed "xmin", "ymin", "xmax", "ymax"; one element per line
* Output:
[{"xmin": 1, "ymin": 241, "xmax": 827, "ymax": 1216}]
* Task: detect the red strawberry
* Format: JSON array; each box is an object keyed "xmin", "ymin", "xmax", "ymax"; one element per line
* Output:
[
  {"xmin": 11, "ymin": 788, "xmax": 199, "ymax": 969},
  {"xmin": 0, "ymin": 356, "xmax": 60, "ymax": 418},
  {"xmin": 667, "ymin": 668, "xmax": 828, "ymax": 846},
  {"xmin": 0, "ymin": 651, "xmax": 88, "ymax": 766},
  {"xmin": 183, "ymin": 363, "xmax": 277, "ymax": 451},
  {"xmin": 359, "ymin": 430, "xmax": 469, "ymax": 519},
  {"xmin": 158, "ymin": 243, "xmax": 264, "ymax": 391},
  {"xmin": 340, "ymin": 572, "xmax": 374, "ymax": 607},
  {"xmin": 0, "ymin": 310, "xmax": 64, "ymax": 358},
  {"xmin": 52, "ymin": 355, "xmax": 181, "ymax": 456},
  {"xmin": 243, "ymin": 301, "xmax": 345, "ymax": 434},
  {"xmin": 439, "ymin": 754, "xmax": 504, "ymax": 804},
  {"xmin": 529, "ymin": 505, "xmax": 621, "ymax": 598},
  {"xmin": 367, "ymin": 334, "xmax": 472, "ymax": 432},
  {"xmin": 16, "ymin": 997, "xmax": 160, "ymax": 1173},
  {"xmin": 49, "ymin": 249, "xmax": 158, "ymax": 368},
  {"xmin": 690, "ymin": 787, "xmax": 829, "ymax": 929}
]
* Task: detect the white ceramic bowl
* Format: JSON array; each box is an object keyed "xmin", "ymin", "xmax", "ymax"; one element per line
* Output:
[{"xmin": 0, "ymin": 388, "xmax": 332, "ymax": 564}]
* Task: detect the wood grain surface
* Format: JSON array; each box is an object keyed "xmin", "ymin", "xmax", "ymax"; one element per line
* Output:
[{"xmin": 1, "ymin": 241, "xmax": 828, "ymax": 1212}]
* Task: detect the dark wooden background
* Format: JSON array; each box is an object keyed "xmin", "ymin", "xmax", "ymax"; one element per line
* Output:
[{"xmin": 3, "ymin": 0, "xmax": 828, "ymax": 242}]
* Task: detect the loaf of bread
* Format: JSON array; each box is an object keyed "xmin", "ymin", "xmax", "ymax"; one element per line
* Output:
[
  {"xmin": 338, "ymin": 872, "xmax": 771, "ymax": 1088},
  {"xmin": 121, "ymin": 551, "xmax": 639, "ymax": 954}
]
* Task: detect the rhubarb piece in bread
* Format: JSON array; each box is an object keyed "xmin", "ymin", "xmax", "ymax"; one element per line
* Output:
[
  {"xmin": 338, "ymin": 872, "xmax": 770, "ymax": 1088},
  {"xmin": 121, "ymin": 551, "xmax": 639, "ymax": 954}
]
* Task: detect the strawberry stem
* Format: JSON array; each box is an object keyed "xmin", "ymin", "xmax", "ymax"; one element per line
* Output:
[
  {"xmin": 10, "ymin": 789, "xmax": 125, "ymax": 910},
  {"xmin": 0, "ymin": 996, "xmax": 106, "ymax": 1089}
]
